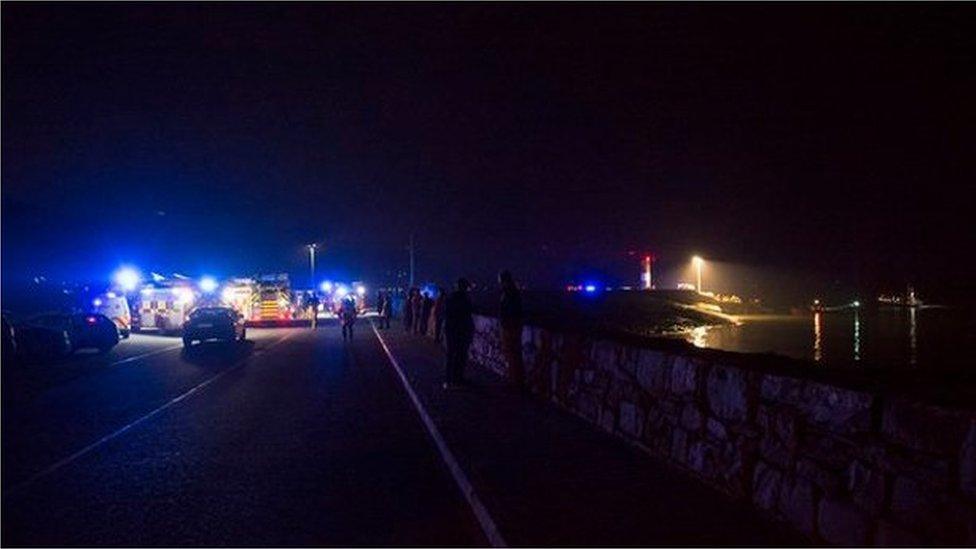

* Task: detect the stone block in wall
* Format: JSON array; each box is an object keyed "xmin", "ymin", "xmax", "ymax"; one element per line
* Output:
[
  {"xmin": 574, "ymin": 391, "xmax": 600, "ymax": 422},
  {"xmin": 874, "ymin": 519, "xmax": 922, "ymax": 547},
  {"xmin": 962, "ymin": 421, "xmax": 976, "ymax": 500},
  {"xmin": 802, "ymin": 381, "xmax": 874, "ymax": 434},
  {"xmin": 818, "ymin": 497, "xmax": 872, "ymax": 546},
  {"xmin": 619, "ymin": 346, "xmax": 640, "ymax": 377},
  {"xmin": 706, "ymin": 418, "xmax": 728, "ymax": 441},
  {"xmin": 777, "ymin": 476, "xmax": 818, "ymax": 536},
  {"xmin": 671, "ymin": 428, "xmax": 689, "ymax": 464},
  {"xmin": 687, "ymin": 439, "xmax": 713, "ymax": 476},
  {"xmin": 797, "ymin": 458, "xmax": 843, "ymax": 498},
  {"xmin": 761, "ymin": 375, "xmax": 873, "ymax": 434},
  {"xmin": 619, "ymin": 401, "xmax": 644, "ymax": 439},
  {"xmin": 642, "ymin": 419, "xmax": 672, "ymax": 455},
  {"xmin": 758, "ymin": 404, "xmax": 799, "ymax": 469},
  {"xmin": 589, "ymin": 340, "xmax": 620, "ymax": 371},
  {"xmin": 706, "ymin": 364, "xmax": 754, "ymax": 424},
  {"xmin": 680, "ymin": 403, "xmax": 704, "ymax": 432},
  {"xmin": 598, "ymin": 406, "xmax": 616, "ymax": 433},
  {"xmin": 635, "ymin": 350, "xmax": 670, "ymax": 394},
  {"xmin": 753, "ymin": 461, "xmax": 783, "ymax": 511},
  {"xmin": 866, "ymin": 442, "xmax": 952, "ymax": 490},
  {"xmin": 882, "ymin": 398, "xmax": 975, "ymax": 455},
  {"xmin": 847, "ymin": 459, "xmax": 886, "ymax": 516},
  {"xmin": 670, "ymin": 356, "xmax": 702, "ymax": 397},
  {"xmin": 799, "ymin": 430, "xmax": 858, "ymax": 470},
  {"xmin": 607, "ymin": 378, "xmax": 640, "ymax": 410}
]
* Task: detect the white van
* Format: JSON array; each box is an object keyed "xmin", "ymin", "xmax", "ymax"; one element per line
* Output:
[{"xmin": 92, "ymin": 292, "xmax": 132, "ymax": 338}]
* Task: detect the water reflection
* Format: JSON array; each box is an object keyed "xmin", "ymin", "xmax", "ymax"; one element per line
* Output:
[
  {"xmin": 812, "ymin": 312, "xmax": 823, "ymax": 362},
  {"xmin": 909, "ymin": 307, "xmax": 917, "ymax": 366},
  {"xmin": 680, "ymin": 306, "xmax": 966, "ymax": 370}
]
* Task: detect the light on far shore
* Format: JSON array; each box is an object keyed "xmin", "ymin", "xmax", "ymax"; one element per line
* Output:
[{"xmin": 692, "ymin": 255, "xmax": 704, "ymax": 293}]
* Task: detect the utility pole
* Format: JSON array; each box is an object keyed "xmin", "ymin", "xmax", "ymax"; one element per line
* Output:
[
  {"xmin": 306, "ymin": 243, "xmax": 318, "ymax": 290},
  {"xmin": 408, "ymin": 233, "xmax": 415, "ymax": 288}
]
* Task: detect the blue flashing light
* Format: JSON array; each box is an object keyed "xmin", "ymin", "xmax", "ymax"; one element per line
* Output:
[
  {"xmin": 320, "ymin": 281, "xmax": 333, "ymax": 293},
  {"xmin": 584, "ymin": 284, "xmax": 597, "ymax": 293},
  {"xmin": 113, "ymin": 266, "xmax": 141, "ymax": 292},
  {"xmin": 200, "ymin": 276, "xmax": 218, "ymax": 293}
]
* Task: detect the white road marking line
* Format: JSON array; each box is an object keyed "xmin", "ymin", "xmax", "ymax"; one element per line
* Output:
[
  {"xmin": 109, "ymin": 344, "xmax": 183, "ymax": 366},
  {"xmin": 3, "ymin": 333, "xmax": 296, "ymax": 497},
  {"xmin": 371, "ymin": 322, "xmax": 508, "ymax": 548}
]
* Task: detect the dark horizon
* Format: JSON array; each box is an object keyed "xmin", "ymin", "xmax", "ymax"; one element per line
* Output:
[{"xmin": 4, "ymin": 4, "xmax": 975, "ymax": 298}]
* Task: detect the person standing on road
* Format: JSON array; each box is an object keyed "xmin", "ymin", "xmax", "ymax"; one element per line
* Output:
[
  {"xmin": 411, "ymin": 289, "xmax": 424, "ymax": 335},
  {"xmin": 340, "ymin": 295, "xmax": 358, "ymax": 340},
  {"xmin": 420, "ymin": 291, "xmax": 433, "ymax": 336},
  {"xmin": 499, "ymin": 270, "xmax": 525, "ymax": 387},
  {"xmin": 307, "ymin": 292, "xmax": 320, "ymax": 329},
  {"xmin": 444, "ymin": 278, "xmax": 475, "ymax": 389},
  {"xmin": 432, "ymin": 286, "xmax": 447, "ymax": 344},
  {"xmin": 403, "ymin": 287, "xmax": 417, "ymax": 332}
]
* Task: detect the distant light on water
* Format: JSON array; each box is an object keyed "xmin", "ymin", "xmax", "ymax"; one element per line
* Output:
[
  {"xmin": 812, "ymin": 312, "xmax": 823, "ymax": 362},
  {"xmin": 690, "ymin": 326, "xmax": 708, "ymax": 348}
]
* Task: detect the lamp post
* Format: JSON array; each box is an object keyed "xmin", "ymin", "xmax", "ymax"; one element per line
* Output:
[
  {"xmin": 692, "ymin": 256, "xmax": 704, "ymax": 294},
  {"xmin": 306, "ymin": 244, "xmax": 318, "ymax": 290}
]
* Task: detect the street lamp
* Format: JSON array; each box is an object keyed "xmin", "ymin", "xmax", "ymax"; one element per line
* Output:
[
  {"xmin": 306, "ymin": 243, "xmax": 318, "ymax": 290},
  {"xmin": 692, "ymin": 256, "xmax": 704, "ymax": 294}
]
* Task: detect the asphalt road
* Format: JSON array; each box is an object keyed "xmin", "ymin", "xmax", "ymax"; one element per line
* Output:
[
  {"xmin": 2, "ymin": 325, "xmax": 484, "ymax": 546},
  {"xmin": 2, "ymin": 322, "xmax": 798, "ymax": 546}
]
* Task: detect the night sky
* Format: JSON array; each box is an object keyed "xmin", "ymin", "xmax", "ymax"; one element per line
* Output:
[{"xmin": 3, "ymin": 4, "xmax": 974, "ymax": 297}]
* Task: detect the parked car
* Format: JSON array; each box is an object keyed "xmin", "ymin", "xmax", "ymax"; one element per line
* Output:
[
  {"xmin": 14, "ymin": 321, "xmax": 73, "ymax": 359},
  {"xmin": 182, "ymin": 307, "xmax": 246, "ymax": 347},
  {"xmin": 25, "ymin": 313, "xmax": 120, "ymax": 354}
]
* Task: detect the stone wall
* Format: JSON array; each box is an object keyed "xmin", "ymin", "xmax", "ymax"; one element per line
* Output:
[{"xmin": 466, "ymin": 315, "xmax": 976, "ymax": 545}]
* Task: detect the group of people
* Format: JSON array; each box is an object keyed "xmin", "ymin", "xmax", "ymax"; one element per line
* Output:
[
  {"xmin": 366, "ymin": 272, "xmax": 525, "ymax": 390},
  {"xmin": 384, "ymin": 271, "xmax": 523, "ymax": 390},
  {"xmin": 305, "ymin": 292, "xmax": 359, "ymax": 340},
  {"xmin": 400, "ymin": 287, "xmax": 447, "ymax": 342}
]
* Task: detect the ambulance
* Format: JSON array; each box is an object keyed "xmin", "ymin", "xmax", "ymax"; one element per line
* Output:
[
  {"xmin": 91, "ymin": 291, "xmax": 132, "ymax": 338},
  {"xmin": 135, "ymin": 285, "xmax": 197, "ymax": 334}
]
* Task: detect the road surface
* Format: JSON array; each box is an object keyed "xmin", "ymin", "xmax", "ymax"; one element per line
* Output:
[{"xmin": 2, "ymin": 322, "xmax": 799, "ymax": 546}]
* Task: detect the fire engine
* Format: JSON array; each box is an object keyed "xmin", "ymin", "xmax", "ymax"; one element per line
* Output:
[
  {"xmin": 220, "ymin": 278, "xmax": 258, "ymax": 320},
  {"xmin": 254, "ymin": 273, "xmax": 293, "ymax": 322}
]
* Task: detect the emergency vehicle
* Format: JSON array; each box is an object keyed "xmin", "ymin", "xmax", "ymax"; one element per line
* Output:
[
  {"xmin": 91, "ymin": 292, "xmax": 132, "ymax": 338},
  {"xmin": 220, "ymin": 278, "xmax": 258, "ymax": 320},
  {"xmin": 135, "ymin": 285, "xmax": 197, "ymax": 334},
  {"xmin": 254, "ymin": 274, "xmax": 293, "ymax": 322}
]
